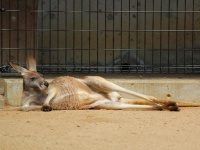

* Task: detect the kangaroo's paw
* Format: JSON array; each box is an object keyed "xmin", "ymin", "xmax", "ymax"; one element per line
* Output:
[
  {"xmin": 163, "ymin": 101, "xmax": 180, "ymax": 111},
  {"xmin": 149, "ymin": 98, "xmax": 180, "ymax": 111},
  {"xmin": 41, "ymin": 105, "xmax": 52, "ymax": 112}
]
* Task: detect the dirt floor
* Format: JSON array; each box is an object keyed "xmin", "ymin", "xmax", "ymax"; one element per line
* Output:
[{"xmin": 0, "ymin": 106, "xmax": 200, "ymax": 150}]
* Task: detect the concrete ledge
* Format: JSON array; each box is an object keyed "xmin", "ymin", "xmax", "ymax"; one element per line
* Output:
[
  {"xmin": 1, "ymin": 75, "xmax": 200, "ymax": 106},
  {"xmin": 0, "ymin": 78, "xmax": 23, "ymax": 106},
  {"xmin": 0, "ymin": 83, "xmax": 5, "ymax": 108},
  {"xmin": 0, "ymin": 95, "xmax": 6, "ymax": 108}
]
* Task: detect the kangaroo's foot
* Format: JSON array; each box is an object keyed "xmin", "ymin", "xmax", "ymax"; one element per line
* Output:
[
  {"xmin": 162, "ymin": 101, "xmax": 180, "ymax": 111},
  {"xmin": 41, "ymin": 105, "xmax": 52, "ymax": 112}
]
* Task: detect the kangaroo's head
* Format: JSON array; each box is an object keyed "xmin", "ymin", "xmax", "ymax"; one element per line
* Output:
[{"xmin": 10, "ymin": 56, "xmax": 49, "ymax": 92}]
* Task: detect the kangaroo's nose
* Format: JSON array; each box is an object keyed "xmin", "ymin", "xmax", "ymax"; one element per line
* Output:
[{"xmin": 44, "ymin": 81, "xmax": 49, "ymax": 87}]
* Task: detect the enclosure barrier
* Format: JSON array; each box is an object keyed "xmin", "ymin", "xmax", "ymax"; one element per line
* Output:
[{"xmin": 0, "ymin": 0, "xmax": 200, "ymax": 75}]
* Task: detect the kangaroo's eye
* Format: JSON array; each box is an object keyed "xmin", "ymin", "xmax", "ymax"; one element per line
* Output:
[{"xmin": 30, "ymin": 77, "xmax": 36, "ymax": 81}]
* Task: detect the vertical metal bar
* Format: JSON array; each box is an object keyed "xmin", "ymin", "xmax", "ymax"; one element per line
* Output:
[
  {"xmin": 176, "ymin": 0, "xmax": 178, "ymax": 73},
  {"xmin": 16, "ymin": 0, "xmax": 19, "ymax": 64},
  {"xmin": 0, "ymin": 0, "xmax": 2, "ymax": 66},
  {"xmin": 167, "ymin": 0, "xmax": 171, "ymax": 73},
  {"xmin": 152, "ymin": 0, "xmax": 154, "ymax": 73},
  {"xmin": 9, "ymin": 0, "xmax": 11, "ymax": 63},
  {"xmin": 136, "ymin": 0, "xmax": 139, "ymax": 73},
  {"xmin": 183, "ymin": 0, "xmax": 186, "ymax": 73},
  {"xmin": 25, "ymin": 0, "xmax": 27, "ymax": 58},
  {"xmin": 57, "ymin": 0, "xmax": 59, "ymax": 73},
  {"xmin": 128, "ymin": 0, "xmax": 131, "ymax": 73},
  {"xmin": 33, "ymin": 0, "xmax": 36, "ymax": 57},
  {"xmin": 49, "ymin": 0, "xmax": 52, "ymax": 73},
  {"xmin": 41, "ymin": 0, "xmax": 44, "ymax": 72},
  {"xmin": 89, "ymin": 0, "xmax": 91, "ymax": 73},
  {"xmin": 192, "ymin": 0, "xmax": 194, "ymax": 73},
  {"xmin": 65, "ymin": 0, "xmax": 68, "ymax": 73},
  {"xmin": 159, "ymin": 0, "xmax": 162, "ymax": 73},
  {"xmin": 120, "ymin": 0, "xmax": 123, "ymax": 73},
  {"xmin": 104, "ymin": 0, "xmax": 107, "ymax": 73},
  {"xmin": 112, "ymin": 0, "xmax": 114, "ymax": 73},
  {"xmin": 8, "ymin": 1, "xmax": 13, "ymax": 63},
  {"xmin": 81, "ymin": 0, "xmax": 83, "ymax": 73},
  {"xmin": 144, "ymin": 0, "xmax": 146, "ymax": 73},
  {"xmin": 97, "ymin": 0, "xmax": 99, "ymax": 73},
  {"xmin": 72, "ymin": 0, "xmax": 75, "ymax": 72}
]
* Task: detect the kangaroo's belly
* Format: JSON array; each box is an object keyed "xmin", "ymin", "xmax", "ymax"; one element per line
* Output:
[
  {"xmin": 50, "ymin": 93, "xmax": 79, "ymax": 110},
  {"xmin": 49, "ymin": 76, "xmax": 101, "ymax": 110}
]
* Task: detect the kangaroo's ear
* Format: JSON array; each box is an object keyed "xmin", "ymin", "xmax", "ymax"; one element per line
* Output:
[
  {"xmin": 26, "ymin": 55, "xmax": 37, "ymax": 71},
  {"xmin": 9, "ymin": 62, "xmax": 28, "ymax": 76}
]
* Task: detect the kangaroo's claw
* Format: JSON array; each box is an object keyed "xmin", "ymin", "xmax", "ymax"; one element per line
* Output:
[
  {"xmin": 42, "ymin": 105, "xmax": 52, "ymax": 112},
  {"xmin": 163, "ymin": 101, "xmax": 180, "ymax": 111}
]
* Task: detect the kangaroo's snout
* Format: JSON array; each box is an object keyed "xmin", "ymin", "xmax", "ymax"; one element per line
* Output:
[
  {"xmin": 39, "ymin": 80, "xmax": 49, "ymax": 90},
  {"xmin": 44, "ymin": 81, "xmax": 49, "ymax": 87}
]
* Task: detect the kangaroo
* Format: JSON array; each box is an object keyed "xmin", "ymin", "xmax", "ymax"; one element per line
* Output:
[{"xmin": 10, "ymin": 56, "xmax": 197, "ymax": 112}]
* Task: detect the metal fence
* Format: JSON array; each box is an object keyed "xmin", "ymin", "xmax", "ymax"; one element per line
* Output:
[{"xmin": 1, "ymin": 0, "xmax": 200, "ymax": 75}]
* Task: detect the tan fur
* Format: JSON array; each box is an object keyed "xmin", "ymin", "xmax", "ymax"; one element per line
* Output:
[
  {"xmin": 9, "ymin": 56, "xmax": 199, "ymax": 112},
  {"xmin": 120, "ymin": 98, "xmax": 200, "ymax": 107}
]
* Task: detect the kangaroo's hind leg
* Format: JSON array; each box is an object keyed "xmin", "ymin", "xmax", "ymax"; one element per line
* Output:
[
  {"xmin": 120, "ymin": 98, "xmax": 180, "ymax": 111},
  {"xmin": 80, "ymin": 76, "xmax": 156, "ymax": 101},
  {"xmin": 80, "ymin": 76, "xmax": 179, "ymax": 111},
  {"xmin": 83, "ymin": 99, "xmax": 162, "ymax": 110}
]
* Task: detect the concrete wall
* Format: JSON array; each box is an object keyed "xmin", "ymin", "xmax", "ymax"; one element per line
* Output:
[
  {"xmin": 37, "ymin": 0, "xmax": 200, "ymax": 70},
  {"xmin": 0, "ymin": 84, "xmax": 5, "ymax": 108},
  {"xmin": 0, "ymin": 78, "xmax": 22, "ymax": 106}
]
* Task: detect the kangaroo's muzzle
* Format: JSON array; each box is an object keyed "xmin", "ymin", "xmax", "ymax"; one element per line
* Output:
[{"xmin": 44, "ymin": 81, "xmax": 49, "ymax": 87}]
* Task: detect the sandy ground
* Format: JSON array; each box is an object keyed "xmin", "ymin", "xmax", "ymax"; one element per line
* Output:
[{"xmin": 0, "ymin": 106, "xmax": 200, "ymax": 150}]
